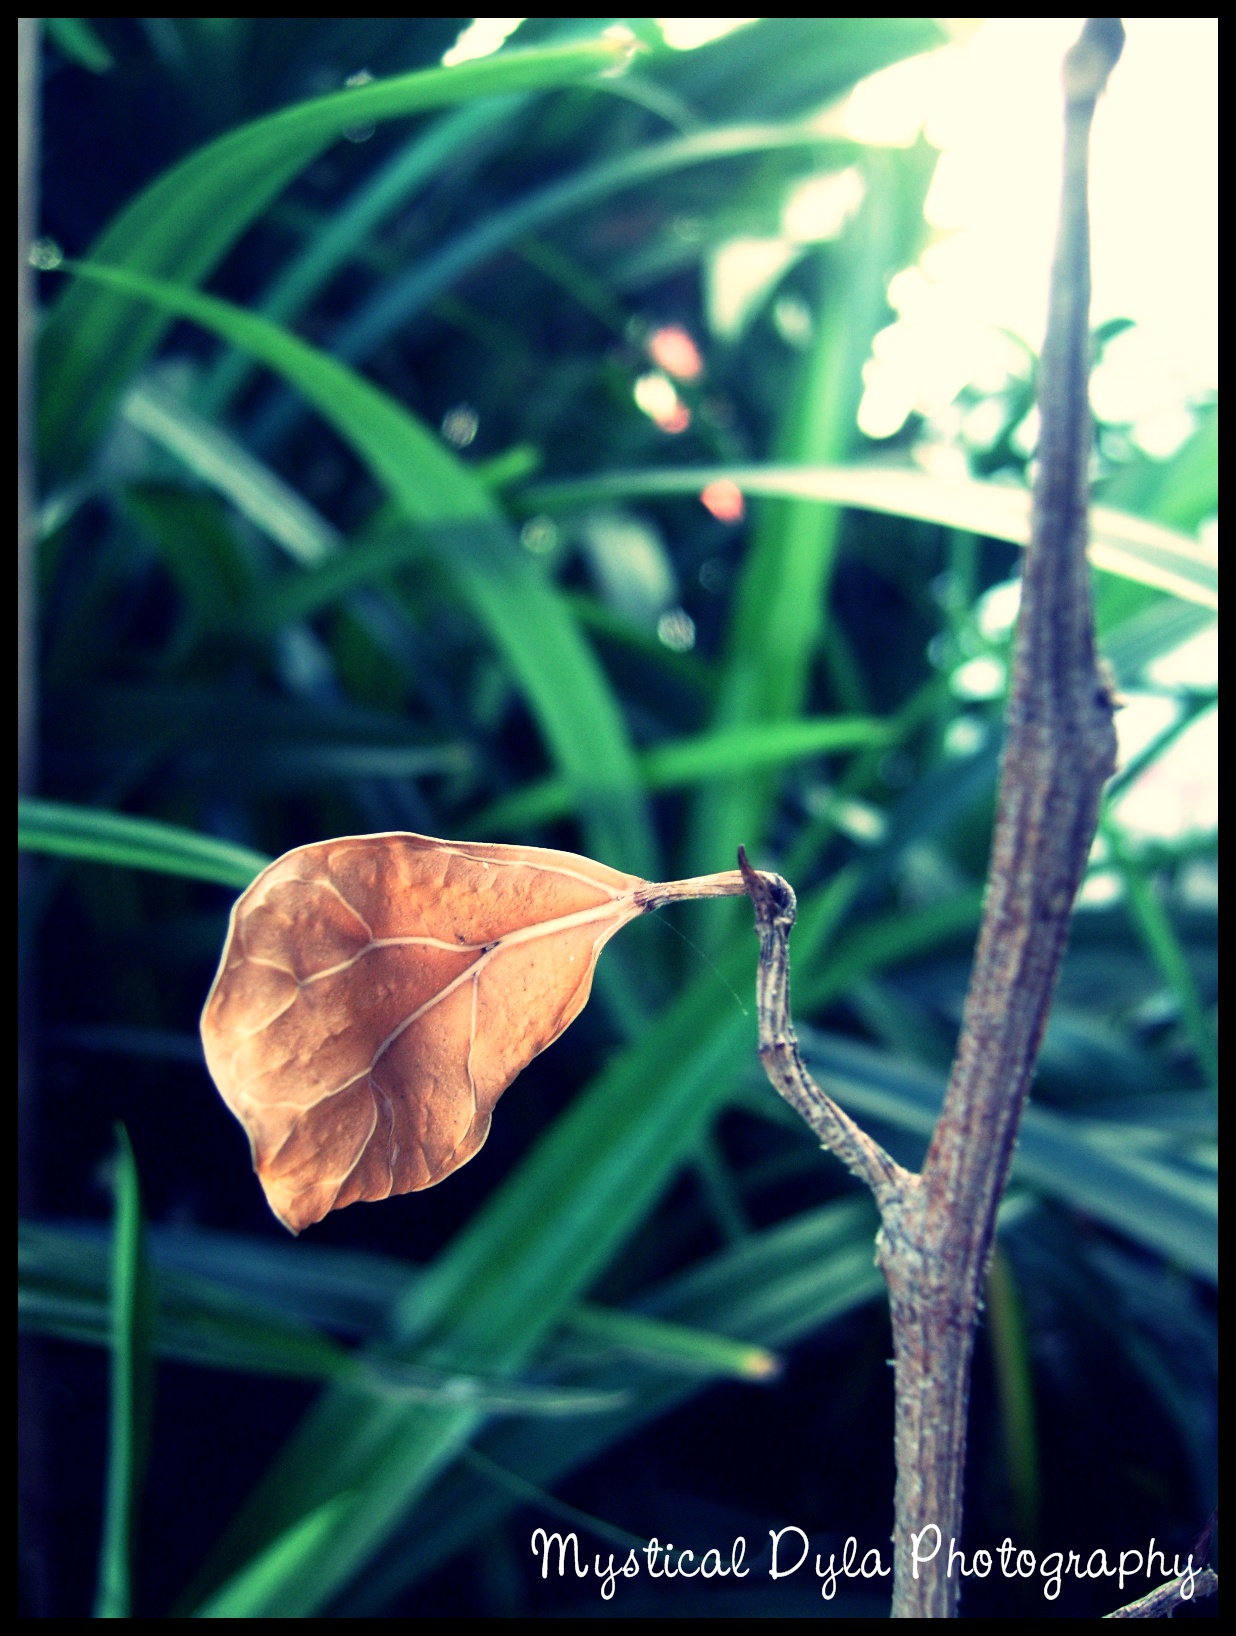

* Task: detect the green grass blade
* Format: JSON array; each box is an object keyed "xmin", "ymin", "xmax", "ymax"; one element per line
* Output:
[
  {"xmin": 985, "ymin": 1246, "xmax": 1040, "ymax": 1544},
  {"xmin": 559, "ymin": 1306, "xmax": 779, "ymax": 1381},
  {"xmin": 45, "ymin": 16, "xmax": 114, "ymax": 72},
  {"xmin": 320, "ymin": 121, "xmax": 860, "ymax": 372},
  {"xmin": 37, "ymin": 37, "xmax": 638, "ymax": 475},
  {"xmin": 21, "ymin": 1223, "xmax": 363, "ymax": 1385},
  {"xmin": 801, "ymin": 890, "xmax": 985, "ymax": 1011},
  {"xmin": 18, "ymin": 799, "xmax": 269, "ymax": 887},
  {"xmin": 1103, "ymin": 818, "xmax": 1218, "ymax": 1086},
  {"xmin": 60, "ymin": 261, "xmax": 655, "ymax": 874},
  {"xmin": 191, "ymin": 1497, "xmax": 356, "ymax": 1619},
  {"xmin": 342, "ymin": 1196, "xmax": 885, "ymax": 1610},
  {"xmin": 122, "ymin": 379, "xmax": 341, "ymax": 565},
  {"xmin": 22, "ymin": 1219, "xmax": 774, "ymax": 1389},
  {"xmin": 1101, "ymin": 601, "xmax": 1215, "ymax": 686},
  {"xmin": 199, "ymin": 96, "xmax": 526, "ymax": 417},
  {"xmin": 527, "ymin": 464, "xmax": 1219, "ymax": 610},
  {"xmin": 685, "ymin": 145, "xmax": 936, "ymax": 888},
  {"xmin": 93, "ymin": 1126, "xmax": 154, "ymax": 1619},
  {"xmin": 19, "ymin": 1221, "xmax": 627, "ymax": 1414},
  {"xmin": 475, "ymin": 715, "xmax": 890, "ymax": 830}
]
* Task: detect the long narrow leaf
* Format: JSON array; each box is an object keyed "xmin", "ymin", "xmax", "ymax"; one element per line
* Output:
[
  {"xmin": 18, "ymin": 799, "xmax": 269, "ymax": 888},
  {"xmin": 1102, "ymin": 819, "xmax": 1218, "ymax": 1086},
  {"xmin": 38, "ymin": 37, "xmax": 638, "ymax": 474},
  {"xmin": 60, "ymin": 262, "xmax": 655, "ymax": 874},
  {"xmin": 93, "ymin": 1127, "xmax": 154, "ymax": 1620},
  {"xmin": 122, "ymin": 379, "xmax": 341, "ymax": 565},
  {"xmin": 199, "ymin": 96, "xmax": 527, "ymax": 417},
  {"xmin": 20, "ymin": 1219, "xmax": 768, "ymax": 1393},
  {"xmin": 526, "ymin": 464, "xmax": 1219, "ymax": 609},
  {"xmin": 191, "ymin": 1497, "xmax": 356, "ymax": 1620},
  {"xmin": 475, "ymin": 715, "xmax": 890, "ymax": 829}
]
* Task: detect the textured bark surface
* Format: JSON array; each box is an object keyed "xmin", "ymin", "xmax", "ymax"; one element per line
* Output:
[
  {"xmin": 744, "ymin": 20, "xmax": 1125, "ymax": 1619},
  {"xmin": 884, "ymin": 24, "xmax": 1122, "ymax": 1615}
]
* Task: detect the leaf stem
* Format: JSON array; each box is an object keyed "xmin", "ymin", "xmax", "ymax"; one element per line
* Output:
[{"xmin": 634, "ymin": 870, "xmax": 751, "ymax": 910}]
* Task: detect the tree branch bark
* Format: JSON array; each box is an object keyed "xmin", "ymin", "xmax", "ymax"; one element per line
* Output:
[{"xmin": 743, "ymin": 19, "xmax": 1124, "ymax": 1618}]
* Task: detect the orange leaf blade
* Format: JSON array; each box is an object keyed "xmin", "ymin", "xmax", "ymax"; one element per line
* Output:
[{"xmin": 200, "ymin": 832, "xmax": 645, "ymax": 1232}]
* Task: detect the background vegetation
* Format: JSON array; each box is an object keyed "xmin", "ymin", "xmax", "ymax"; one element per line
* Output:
[{"xmin": 19, "ymin": 17, "xmax": 1216, "ymax": 1618}]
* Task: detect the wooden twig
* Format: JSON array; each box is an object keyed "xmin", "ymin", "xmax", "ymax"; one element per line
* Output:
[
  {"xmin": 1107, "ymin": 1511, "xmax": 1218, "ymax": 1618},
  {"xmin": 1104, "ymin": 1568, "xmax": 1218, "ymax": 1619},
  {"xmin": 737, "ymin": 848, "xmax": 911, "ymax": 1209},
  {"xmin": 742, "ymin": 19, "xmax": 1124, "ymax": 1619}
]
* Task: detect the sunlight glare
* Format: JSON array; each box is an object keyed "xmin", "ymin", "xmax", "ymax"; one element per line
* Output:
[
  {"xmin": 845, "ymin": 19, "xmax": 1217, "ymax": 455},
  {"xmin": 657, "ymin": 18, "xmax": 756, "ymax": 52},
  {"xmin": 442, "ymin": 18, "xmax": 525, "ymax": 68}
]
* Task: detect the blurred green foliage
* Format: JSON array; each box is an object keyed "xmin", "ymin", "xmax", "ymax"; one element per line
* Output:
[{"xmin": 20, "ymin": 17, "xmax": 1215, "ymax": 1618}]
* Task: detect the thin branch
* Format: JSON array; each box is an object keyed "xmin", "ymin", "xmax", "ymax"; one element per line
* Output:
[
  {"xmin": 1106, "ymin": 1508, "xmax": 1218, "ymax": 1616},
  {"xmin": 878, "ymin": 21, "xmax": 1123, "ymax": 1618},
  {"xmin": 737, "ymin": 848, "xmax": 910, "ymax": 1207},
  {"xmin": 1105, "ymin": 1569, "xmax": 1218, "ymax": 1619},
  {"xmin": 633, "ymin": 869, "xmax": 750, "ymax": 911},
  {"xmin": 741, "ymin": 18, "xmax": 1125, "ymax": 1621}
]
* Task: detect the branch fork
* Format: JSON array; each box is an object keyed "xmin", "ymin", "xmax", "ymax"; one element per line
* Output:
[{"xmin": 737, "ymin": 21, "xmax": 1129, "ymax": 1618}]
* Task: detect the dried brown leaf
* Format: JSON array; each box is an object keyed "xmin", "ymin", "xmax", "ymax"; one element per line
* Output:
[{"xmin": 200, "ymin": 832, "xmax": 656, "ymax": 1232}]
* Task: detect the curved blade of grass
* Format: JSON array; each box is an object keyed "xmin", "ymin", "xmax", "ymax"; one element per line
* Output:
[
  {"xmin": 18, "ymin": 1297, "xmax": 626, "ymax": 1417},
  {"xmin": 342, "ymin": 1196, "xmax": 885, "ymax": 1610},
  {"xmin": 526, "ymin": 465, "xmax": 1219, "ymax": 610},
  {"xmin": 122, "ymin": 379, "xmax": 341, "ymax": 565},
  {"xmin": 60, "ymin": 262, "xmax": 655, "ymax": 873},
  {"xmin": 45, "ymin": 16, "xmax": 114, "ymax": 72},
  {"xmin": 984, "ymin": 1246, "xmax": 1040, "ymax": 1543},
  {"xmin": 557, "ymin": 1306, "xmax": 778, "ymax": 1382},
  {"xmin": 18, "ymin": 798, "xmax": 269, "ymax": 888},
  {"xmin": 475, "ymin": 714, "xmax": 890, "ymax": 830},
  {"xmin": 199, "ymin": 96, "xmax": 527, "ymax": 417},
  {"xmin": 191, "ymin": 1496, "xmax": 356, "ymax": 1620},
  {"xmin": 1101, "ymin": 600, "xmax": 1215, "ymax": 686},
  {"xmin": 21, "ymin": 1218, "xmax": 772, "ymax": 1388},
  {"xmin": 683, "ymin": 144, "xmax": 936, "ymax": 903},
  {"xmin": 324, "ymin": 122, "xmax": 858, "ymax": 361},
  {"xmin": 1102, "ymin": 816, "xmax": 1218, "ymax": 1087},
  {"xmin": 37, "ymin": 36, "xmax": 638, "ymax": 475},
  {"xmin": 93, "ymin": 1126, "xmax": 153, "ymax": 1620}
]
